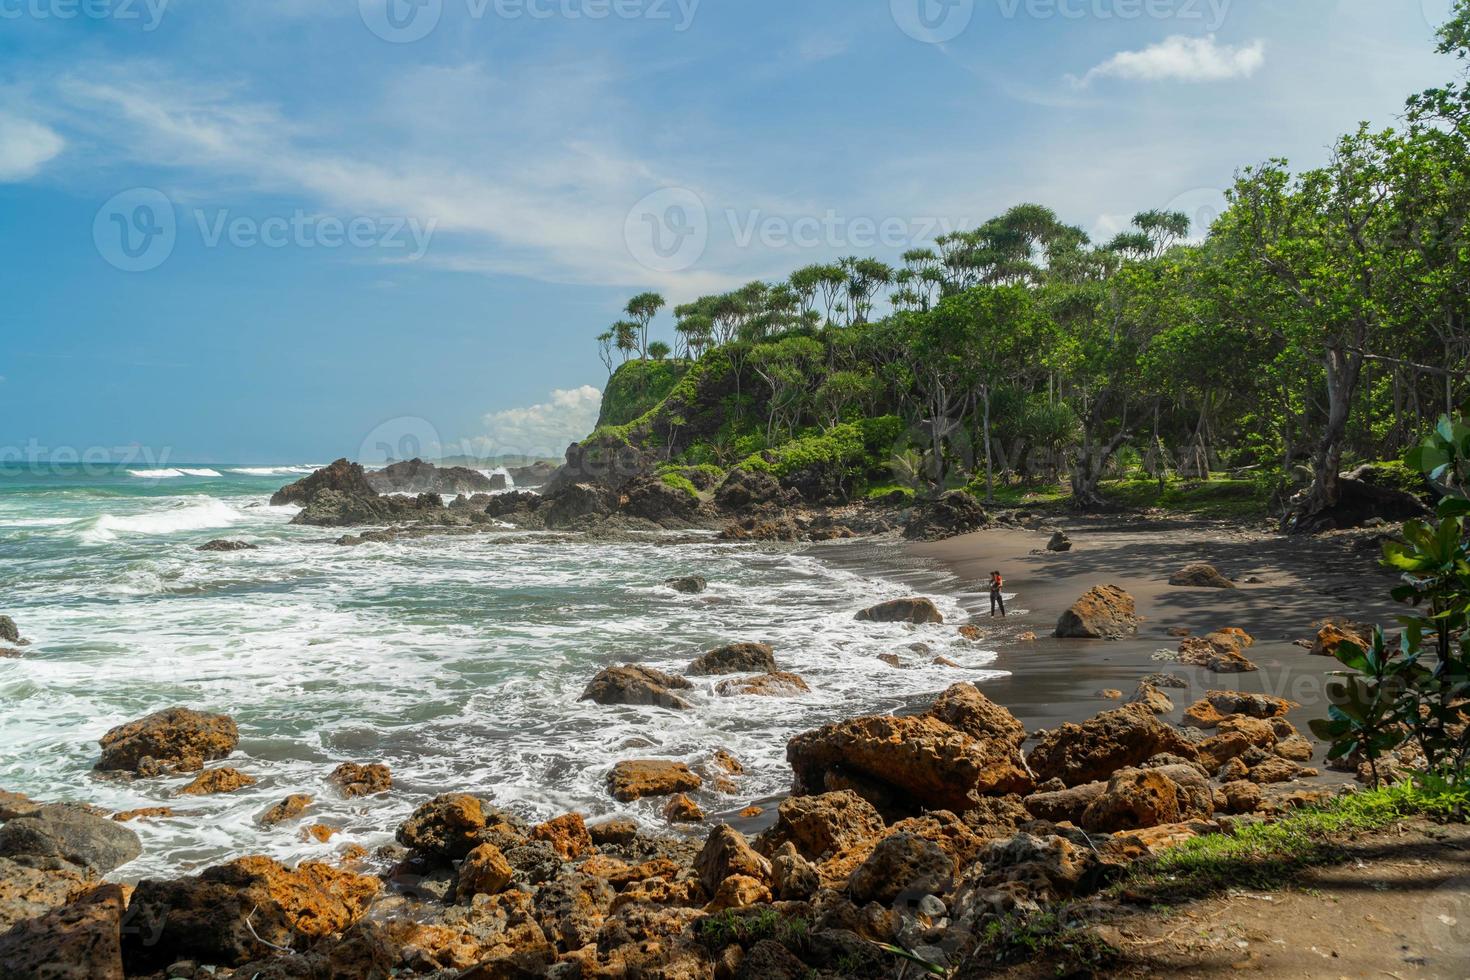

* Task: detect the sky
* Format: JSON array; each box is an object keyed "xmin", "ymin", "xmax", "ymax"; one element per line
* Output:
[{"xmin": 0, "ymin": 0, "xmax": 1458, "ymax": 464}]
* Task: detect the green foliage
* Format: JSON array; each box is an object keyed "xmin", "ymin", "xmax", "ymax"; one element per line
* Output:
[
  {"xmin": 1312, "ymin": 415, "xmax": 1470, "ymax": 788},
  {"xmin": 968, "ymin": 908, "xmax": 1119, "ymax": 975},
  {"xmin": 741, "ymin": 424, "xmax": 866, "ymax": 478},
  {"xmin": 1098, "ymin": 476, "xmax": 1272, "ymax": 519},
  {"xmin": 694, "ymin": 908, "xmax": 809, "ymax": 950},
  {"xmin": 658, "ymin": 472, "xmax": 700, "ymax": 499},
  {"xmin": 596, "ymin": 359, "xmax": 689, "ymax": 429}
]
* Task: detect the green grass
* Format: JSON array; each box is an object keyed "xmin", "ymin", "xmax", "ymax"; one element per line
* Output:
[
  {"xmin": 694, "ymin": 907, "xmax": 809, "ymax": 950},
  {"xmin": 596, "ymin": 359, "xmax": 689, "ymax": 429},
  {"xmin": 1097, "ymin": 476, "xmax": 1271, "ymax": 519},
  {"xmin": 659, "ymin": 472, "xmax": 700, "ymax": 499}
]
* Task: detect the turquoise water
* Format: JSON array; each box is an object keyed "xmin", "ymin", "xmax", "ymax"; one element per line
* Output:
[{"xmin": 0, "ymin": 464, "xmax": 1000, "ymax": 878}]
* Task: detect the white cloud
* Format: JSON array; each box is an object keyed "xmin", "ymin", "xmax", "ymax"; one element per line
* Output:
[
  {"xmin": 0, "ymin": 115, "xmax": 64, "ymax": 182},
  {"xmin": 478, "ymin": 386, "xmax": 604, "ymax": 458},
  {"xmin": 1076, "ymin": 35, "xmax": 1266, "ymax": 87}
]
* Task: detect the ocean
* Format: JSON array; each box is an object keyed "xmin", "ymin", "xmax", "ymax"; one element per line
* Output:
[{"xmin": 0, "ymin": 464, "xmax": 1001, "ymax": 879}]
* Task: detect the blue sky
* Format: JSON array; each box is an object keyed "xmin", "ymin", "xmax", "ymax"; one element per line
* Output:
[{"xmin": 0, "ymin": 0, "xmax": 1456, "ymax": 463}]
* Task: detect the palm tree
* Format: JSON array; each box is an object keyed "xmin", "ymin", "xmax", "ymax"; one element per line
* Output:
[
  {"xmin": 625, "ymin": 292, "xmax": 665, "ymax": 359},
  {"xmin": 613, "ymin": 321, "xmax": 639, "ymax": 363}
]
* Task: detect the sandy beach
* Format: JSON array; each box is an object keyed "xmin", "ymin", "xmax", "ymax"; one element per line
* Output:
[{"xmin": 908, "ymin": 514, "xmax": 1402, "ymax": 761}]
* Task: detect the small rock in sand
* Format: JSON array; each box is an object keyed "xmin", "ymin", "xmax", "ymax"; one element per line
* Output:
[{"xmin": 1168, "ymin": 563, "xmax": 1236, "ymax": 589}]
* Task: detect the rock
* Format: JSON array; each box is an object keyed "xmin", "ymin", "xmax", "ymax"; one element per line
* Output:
[
  {"xmin": 1046, "ymin": 531, "xmax": 1073, "ymax": 552},
  {"xmin": 1168, "ymin": 563, "xmax": 1235, "ymax": 588},
  {"xmin": 455, "ymin": 843, "xmax": 514, "ymax": 901},
  {"xmin": 770, "ymin": 843, "xmax": 821, "ymax": 901},
  {"xmin": 1178, "ymin": 629, "xmax": 1259, "ymax": 673},
  {"xmin": 0, "ymin": 616, "xmax": 22, "ymax": 645},
  {"xmin": 855, "ymin": 598, "xmax": 944, "ymax": 625},
  {"xmin": 713, "ymin": 749, "xmax": 744, "ymax": 775},
  {"xmin": 878, "ymin": 653, "xmax": 905, "ymax": 668},
  {"xmin": 1080, "ymin": 769, "xmax": 1180, "ymax": 832},
  {"xmin": 1142, "ymin": 672, "xmax": 1190, "ymax": 689},
  {"xmin": 787, "ymin": 713, "xmax": 1032, "ymax": 815},
  {"xmin": 96, "ymin": 707, "xmax": 239, "ymax": 776},
  {"xmin": 1054, "ymin": 586, "xmax": 1139, "ymax": 639},
  {"xmin": 1126, "ymin": 682, "xmax": 1174, "ymax": 715},
  {"xmin": 1027, "ymin": 705, "xmax": 1196, "ymax": 787},
  {"xmin": 847, "ymin": 832, "xmax": 952, "ymax": 905},
  {"xmin": 715, "ymin": 672, "xmax": 810, "ymax": 697},
  {"xmin": 580, "ymin": 665, "xmax": 694, "ymax": 710},
  {"xmin": 0, "ymin": 883, "xmax": 125, "ymax": 980},
  {"xmin": 1220, "ymin": 780, "xmax": 1264, "ymax": 814},
  {"xmin": 0, "ymin": 792, "xmax": 38, "ymax": 822},
  {"xmin": 1247, "ymin": 758, "xmax": 1317, "ymax": 785},
  {"xmin": 531, "ymin": 814, "xmax": 593, "ymax": 861},
  {"xmin": 258, "ymin": 794, "xmax": 313, "ymax": 827},
  {"xmin": 367, "ymin": 458, "xmax": 500, "ymax": 496},
  {"xmin": 971, "ymin": 833, "xmax": 1107, "ymax": 902},
  {"xmin": 122, "ymin": 856, "xmax": 379, "ymax": 970},
  {"xmin": 485, "ymin": 490, "xmax": 543, "ymax": 519},
  {"xmin": 111, "ymin": 807, "xmax": 174, "ymax": 822},
  {"xmin": 0, "ymin": 857, "xmax": 85, "ymax": 931},
  {"xmin": 903, "ymin": 491, "xmax": 989, "ymax": 542},
  {"xmin": 1024, "ymin": 782, "xmax": 1106, "ymax": 824},
  {"xmin": 329, "ymin": 762, "xmax": 392, "ymax": 798},
  {"xmin": 607, "ymin": 761, "xmax": 702, "ymax": 802},
  {"xmin": 303, "ymin": 823, "xmax": 337, "ymax": 843},
  {"xmin": 1183, "ymin": 691, "xmax": 1298, "ymax": 729},
  {"xmin": 542, "ymin": 483, "xmax": 618, "ymax": 529},
  {"xmin": 695, "ymin": 826, "xmax": 771, "ymax": 894},
  {"xmin": 1275, "ymin": 734, "xmax": 1315, "ymax": 762},
  {"xmin": 196, "ymin": 540, "xmax": 258, "ymax": 552},
  {"xmin": 178, "ymin": 767, "xmax": 255, "ymax": 796},
  {"xmin": 1097, "ymin": 689, "xmax": 1123, "ymax": 700},
  {"xmin": 396, "ymin": 794, "xmax": 487, "ymax": 861},
  {"xmin": 687, "ymin": 642, "xmax": 777, "ymax": 676},
  {"xmin": 926, "ymin": 683, "xmax": 1027, "ymax": 747},
  {"xmin": 706, "ymin": 874, "xmax": 770, "ymax": 912},
  {"xmin": 665, "ymin": 576, "xmax": 708, "ymax": 595},
  {"xmin": 620, "ymin": 476, "xmax": 700, "ymax": 524},
  {"xmin": 509, "ymin": 461, "xmax": 558, "ymax": 487},
  {"xmin": 718, "ymin": 515, "xmax": 805, "ymax": 541},
  {"xmin": 714, "ymin": 468, "xmax": 793, "ymax": 512},
  {"xmin": 1312, "ymin": 621, "xmax": 1370, "ymax": 658},
  {"xmin": 271, "ymin": 458, "xmax": 377, "ymax": 509},
  {"xmin": 586, "ymin": 818, "xmax": 638, "ymax": 847},
  {"xmin": 0, "ymin": 805, "xmax": 141, "ymax": 875},
  {"xmin": 662, "ymin": 795, "xmax": 704, "ymax": 823},
  {"xmin": 760, "ymin": 791, "xmax": 886, "ymax": 867}
]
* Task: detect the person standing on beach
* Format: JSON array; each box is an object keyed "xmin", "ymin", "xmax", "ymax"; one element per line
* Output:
[{"xmin": 989, "ymin": 571, "xmax": 1006, "ymax": 617}]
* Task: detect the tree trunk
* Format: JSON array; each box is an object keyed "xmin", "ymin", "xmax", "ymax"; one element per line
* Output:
[
  {"xmin": 982, "ymin": 386, "xmax": 994, "ymax": 505},
  {"xmin": 1286, "ymin": 344, "xmax": 1364, "ymax": 532}
]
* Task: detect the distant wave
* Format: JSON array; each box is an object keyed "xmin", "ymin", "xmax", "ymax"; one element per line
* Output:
[
  {"xmin": 76, "ymin": 497, "xmax": 243, "ymax": 544},
  {"xmin": 227, "ymin": 466, "xmax": 320, "ymax": 477},
  {"xmin": 127, "ymin": 468, "xmax": 222, "ymax": 479}
]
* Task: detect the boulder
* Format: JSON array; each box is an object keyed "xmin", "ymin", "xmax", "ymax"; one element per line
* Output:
[
  {"xmin": 1079, "ymin": 769, "xmax": 1180, "ymax": 833},
  {"xmin": 1054, "ymin": 586, "xmax": 1138, "ymax": 639},
  {"xmin": 1219, "ymin": 780, "xmax": 1264, "ymax": 814},
  {"xmin": 759, "ymin": 791, "xmax": 886, "ymax": 861},
  {"xmin": 706, "ymin": 874, "xmax": 770, "ymax": 912},
  {"xmin": 367, "ymin": 458, "xmax": 500, "ymax": 496},
  {"xmin": 663, "ymin": 794, "xmax": 705, "ymax": 823},
  {"xmin": 197, "ymin": 540, "xmax": 258, "ymax": 552},
  {"xmin": 256, "ymin": 796, "xmax": 311, "ymax": 829},
  {"xmin": 96, "ymin": 707, "xmax": 239, "ymax": 776},
  {"xmin": 1177, "ymin": 631, "xmax": 1258, "ymax": 673},
  {"xmin": 1312, "ymin": 621, "xmax": 1370, "ymax": 658},
  {"xmin": 531, "ymin": 813, "xmax": 593, "ymax": 861},
  {"xmin": 0, "ymin": 616, "xmax": 22, "ymax": 645},
  {"xmin": 1168, "ymin": 563, "xmax": 1235, "ymax": 589},
  {"xmin": 620, "ymin": 476, "xmax": 700, "ymax": 523},
  {"xmin": 1183, "ymin": 691, "xmax": 1298, "ymax": 730},
  {"xmin": 0, "ymin": 857, "xmax": 85, "ymax": 931},
  {"xmin": 1126, "ymin": 681, "xmax": 1175, "ymax": 715},
  {"xmin": 695, "ymin": 826, "xmax": 771, "ymax": 894},
  {"xmin": 1027, "ymin": 705, "xmax": 1196, "ymax": 787},
  {"xmin": 0, "ymin": 805, "xmax": 141, "ymax": 875},
  {"xmin": 1046, "ymin": 531, "xmax": 1073, "ymax": 552},
  {"xmin": 121, "ymin": 856, "xmax": 379, "ymax": 970},
  {"xmin": 847, "ymin": 832, "xmax": 952, "ymax": 905},
  {"xmin": 395, "ymin": 794, "xmax": 487, "ymax": 861},
  {"xmin": 665, "ymin": 575, "xmax": 708, "ymax": 595},
  {"xmin": 855, "ymin": 598, "xmax": 945, "ymax": 625},
  {"xmin": 508, "ymin": 461, "xmax": 558, "ymax": 487},
  {"xmin": 714, "ymin": 468, "xmax": 792, "ymax": 512},
  {"xmin": 542, "ymin": 483, "xmax": 618, "ymax": 529},
  {"xmin": 787, "ymin": 713, "xmax": 1033, "ymax": 814},
  {"xmin": 0, "ymin": 883, "xmax": 125, "ymax": 980},
  {"xmin": 926, "ymin": 683, "xmax": 1026, "ymax": 747},
  {"xmin": 607, "ymin": 761, "xmax": 702, "ymax": 802},
  {"xmin": 486, "ymin": 490, "xmax": 543, "ymax": 519},
  {"xmin": 586, "ymin": 818, "xmax": 638, "ymax": 847},
  {"xmin": 270, "ymin": 458, "xmax": 378, "ymax": 507},
  {"xmin": 580, "ymin": 665, "xmax": 693, "ymax": 710},
  {"xmin": 770, "ymin": 843, "xmax": 821, "ymax": 901},
  {"xmin": 971, "ymin": 833, "xmax": 1108, "ymax": 903},
  {"xmin": 687, "ymin": 642, "xmax": 777, "ymax": 676},
  {"xmin": 903, "ymin": 491, "xmax": 989, "ymax": 542},
  {"xmin": 178, "ymin": 767, "xmax": 255, "ymax": 796},
  {"xmin": 329, "ymin": 762, "xmax": 392, "ymax": 798},
  {"xmin": 1023, "ymin": 782, "xmax": 1106, "ymax": 824},
  {"xmin": 455, "ymin": 843, "xmax": 514, "ymax": 901},
  {"xmin": 715, "ymin": 672, "xmax": 810, "ymax": 698}
]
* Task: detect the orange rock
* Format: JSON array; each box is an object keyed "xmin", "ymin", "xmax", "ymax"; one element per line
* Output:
[
  {"xmin": 1054, "ymin": 585, "xmax": 1139, "ymax": 639},
  {"xmin": 303, "ymin": 824, "xmax": 337, "ymax": 843},
  {"xmin": 607, "ymin": 761, "xmax": 702, "ymax": 802},
  {"xmin": 1018, "ymin": 631, "xmax": 1038, "ymax": 642},
  {"xmin": 96, "ymin": 707, "xmax": 239, "ymax": 775},
  {"xmin": 958, "ymin": 625, "xmax": 983, "ymax": 641},
  {"xmin": 1311, "ymin": 622, "xmax": 1369, "ymax": 658},
  {"xmin": 257, "ymin": 794, "xmax": 313, "ymax": 827},
  {"xmin": 113, "ymin": 807, "xmax": 174, "ymax": 822},
  {"xmin": 454, "ymin": 843, "xmax": 513, "ymax": 900},
  {"xmin": 705, "ymin": 874, "xmax": 770, "ymax": 912},
  {"xmin": 178, "ymin": 767, "xmax": 256, "ymax": 796},
  {"xmin": 328, "ymin": 762, "xmax": 391, "ymax": 798},
  {"xmin": 715, "ymin": 672, "xmax": 811, "ymax": 697},
  {"xmin": 663, "ymin": 795, "xmax": 704, "ymax": 823},
  {"xmin": 932, "ymin": 657, "xmax": 963, "ymax": 668},
  {"xmin": 1080, "ymin": 769, "xmax": 1180, "ymax": 832},
  {"xmin": 713, "ymin": 749, "xmax": 744, "ymax": 775},
  {"xmin": 739, "ymin": 806, "xmax": 763, "ymax": 819},
  {"xmin": 531, "ymin": 813, "xmax": 594, "ymax": 860}
]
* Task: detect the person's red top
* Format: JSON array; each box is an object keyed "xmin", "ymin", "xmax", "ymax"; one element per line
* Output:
[{"xmin": 991, "ymin": 574, "xmax": 1003, "ymax": 589}]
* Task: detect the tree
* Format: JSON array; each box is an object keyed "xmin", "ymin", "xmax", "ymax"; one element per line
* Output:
[
  {"xmin": 648, "ymin": 340, "xmax": 671, "ymax": 361},
  {"xmin": 595, "ymin": 330, "xmax": 615, "ymax": 376},
  {"xmin": 625, "ymin": 292, "xmax": 665, "ymax": 359},
  {"xmin": 613, "ymin": 320, "xmax": 639, "ymax": 363}
]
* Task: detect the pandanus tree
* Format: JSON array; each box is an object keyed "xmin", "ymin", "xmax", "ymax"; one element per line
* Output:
[{"xmin": 624, "ymin": 292, "xmax": 665, "ymax": 359}]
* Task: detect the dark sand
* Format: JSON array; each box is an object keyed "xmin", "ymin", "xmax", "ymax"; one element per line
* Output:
[{"xmin": 907, "ymin": 514, "xmax": 1402, "ymax": 755}]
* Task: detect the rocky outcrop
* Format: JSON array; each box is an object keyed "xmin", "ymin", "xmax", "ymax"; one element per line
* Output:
[
  {"xmin": 0, "ymin": 804, "xmax": 141, "ymax": 875},
  {"xmin": 580, "ymin": 665, "xmax": 694, "ymax": 710},
  {"xmin": 1177, "ymin": 629, "xmax": 1258, "ymax": 673},
  {"xmin": 121, "ymin": 856, "xmax": 380, "ymax": 970},
  {"xmin": 758, "ymin": 791, "xmax": 886, "ymax": 862},
  {"xmin": 197, "ymin": 540, "xmax": 258, "ymax": 552},
  {"xmin": 1168, "ymin": 563, "xmax": 1235, "ymax": 588},
  {"xmin": 271, "ymin": 458, "xmax": 379, "ymax": 507},
  {"xmin": 272, "ymin": 459, "xmax": 454, "ymax": 527},
  {"xmin": 0, "ymin": 883, "xmax": 126, "ymax": 980},
  {"xmin": 396, "ymin": 794, "xmax": 488, "ymax": 862},
  {"xmin": 607, "ymin": 761, "xmax": 702, "ymax": 802},
  {"xmin": 96, "ymin": 707, "xmax": 239, "ymax": 776},
  {"xmin": 714, "ymin": 468, "xmax": 795, "ymax": 512},
  {"xmin": 1054, "ymin": 585, "xmax": 1139, "ymax": 639},
  {"xmin": 846, "ymin": 832, "xmax": 952, "ymax": 905},
  {"xmin": 715, "ymin": 672, "xmax": 811, "ymax": 697},
  {"xmin": 329, "ymin": 762, "xmax": 392, "ymax": 798},
  {"xmin": 509, "ymin": 461, "xmax": 558, "ymax": 487},
  {"xmin": 367, "ymin": 458, "xmax": 500, "ymax": 496},
  {"xmin": 620, "ymin": 477, "xmax": 700, "ymax": 524},
  {"xmin": 542, "ymin": 483, "xmax": 618, "ymax": 530},
  {"xmin": 665, "ymin": 575, "xmax": 708, "ymax": 594},
  {"xmin": 0, "ymin": 616, "xmax": 23, "ymax": 645},
  {"xmin": 1027, "ymin": 705, "xmax": 1195, "ymax": 787},
  {"xmin": 687, "ymin": 642, "xmax": 777, "ymax": 676},
  {"xmin": 855, "ymin": 597, "xmax": 944, "ymax": 625},
  {"xmin": 178, "ymin": 767, "xmax": 255, "ymax": 796},
  {"xmin": 903, "ymin": 491, "xmax": 989, "ymax": 542}
]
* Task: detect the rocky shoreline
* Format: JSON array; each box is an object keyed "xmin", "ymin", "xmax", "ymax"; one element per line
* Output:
[{"xmin": 0, "ymin": 460, "xmax": 1400, "ymax": 978}]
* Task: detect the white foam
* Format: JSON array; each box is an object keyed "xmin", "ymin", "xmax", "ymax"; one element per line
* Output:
[
  {"xmin": 127, "ymin": 469, "xmax": 185, "ymax": 479},
  {"xmin": 228, "ymin": 466, "xmax": 320, "ymax": 477},
  {"xmin": 76, "ymin": 498, "xmax": 245, "ymax": 544},
  {"xmin": 179, "ymin": 469, "xmax": 222, "ymax": 478}
]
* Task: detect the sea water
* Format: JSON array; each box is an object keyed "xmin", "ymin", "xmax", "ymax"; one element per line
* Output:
[{"xmin": 0, "ymin": 464, "xmax": 1001, "ymax": 878}]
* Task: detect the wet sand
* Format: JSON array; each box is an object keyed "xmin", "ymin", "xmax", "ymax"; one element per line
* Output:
[{"xmin": 907, "ymin": 514, "xmax": 1402, "ymax": 753}]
